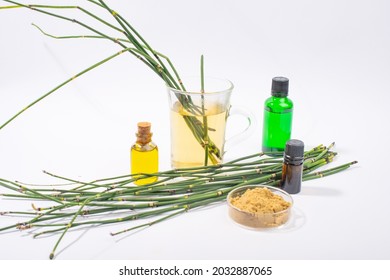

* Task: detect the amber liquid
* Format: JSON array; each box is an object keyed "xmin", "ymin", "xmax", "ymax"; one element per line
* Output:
[
  {"xmin": 131, "ymin": 143, "xmax": 158, "ymax": 185},
  {"xmin": 170, "ymin": 102, "xmax": 228, "ymax": 168}
]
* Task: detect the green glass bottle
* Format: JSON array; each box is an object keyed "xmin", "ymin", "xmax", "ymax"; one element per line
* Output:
[{"xmin": 262, "ymin": 77, "xmax": 293, "ymax": 153}]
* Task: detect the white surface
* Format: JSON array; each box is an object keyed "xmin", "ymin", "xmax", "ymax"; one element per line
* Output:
[{"xmin": 0, "ymin": 0, "xmax": 389, "ymax": 260}]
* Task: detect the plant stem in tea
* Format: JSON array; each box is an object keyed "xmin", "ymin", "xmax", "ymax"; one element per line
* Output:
[
  {"xmin": 170, "ymin": 102, "xmax": 227, "ymax": 168},
  {"xmin": 200, "ymin": 54, "xmax": 209, "ymax": 166}
]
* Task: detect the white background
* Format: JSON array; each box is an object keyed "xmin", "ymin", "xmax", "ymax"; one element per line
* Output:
[{"xmin": 0, "ymin": 0, "xmax": 389, "ymax": 261}]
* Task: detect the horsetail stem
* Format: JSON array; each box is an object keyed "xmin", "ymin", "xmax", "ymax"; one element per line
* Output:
[
  {"xmin": 31, "ymin": 23, "xmax": 185, "ymax": 87},
  {"xmin": 200, "ymin": 54, "xmax": 209, "ymax": 166},
  {"xmin": 0, "ymin": 48, "xmax": 131, "ymax": 130}
]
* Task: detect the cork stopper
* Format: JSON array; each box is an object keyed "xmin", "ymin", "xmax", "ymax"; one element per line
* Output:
[{"xmin": 136, "ymin": 122, "xmax": 152, "ymax": 145}]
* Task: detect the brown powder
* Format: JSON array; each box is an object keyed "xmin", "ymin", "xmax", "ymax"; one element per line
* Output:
[
  {"xmin": 228, "ymin": 187, "xmax": 292, "ymax": 228},
  {"xmin": 230, "ymin": 187, "xmax": 291, "ymax": 214}
]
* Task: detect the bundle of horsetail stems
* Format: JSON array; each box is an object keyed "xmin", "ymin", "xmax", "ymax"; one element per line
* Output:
[
  {"xmin": 0, "ymin": 0, "xmax": 223, "ymax": 164},
  {"xmin": 0, "ymin": 143, "xmax": 357, "ymax": 259}
]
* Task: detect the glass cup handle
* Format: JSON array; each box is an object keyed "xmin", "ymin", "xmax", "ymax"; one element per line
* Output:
[{"xmin": 224, "ymin": 106, "xmax": 256, "ymax": 154}]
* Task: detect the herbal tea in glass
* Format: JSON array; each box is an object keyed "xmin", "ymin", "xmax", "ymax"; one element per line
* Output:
[{"xmin": 167, "ymin": 77, "xmax": 252, "ymax": 169}]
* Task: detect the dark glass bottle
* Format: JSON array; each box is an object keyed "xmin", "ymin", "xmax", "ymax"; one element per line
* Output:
[
  {"xmin": 281, "ymin": 139, "xmax": 304, "ymax": 194},
  {"xmin": 262, "ymin": 77, "xmax": 293, "ymax": 153}
]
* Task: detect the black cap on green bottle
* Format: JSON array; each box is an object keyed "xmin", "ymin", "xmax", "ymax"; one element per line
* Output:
[{"xmin": 271, "ymin": 77, "xmax": 289, "ymax": 97}]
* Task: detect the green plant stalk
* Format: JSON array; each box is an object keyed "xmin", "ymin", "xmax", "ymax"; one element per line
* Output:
[
  {"xmin": 110, "ymin": 208, "xmax": 187, "ymax": 236},
  {"xmin": 91, "ymin": 0, "xmax": 178, "ymax": 81},
  {"xmin": 24, "ymin": 2, "xmax": 184, "ymax": 91},
  {"xmin": 4, "ymin": 206, "xmax": 125, "ymax": 234},
  {"xmin": 95, "ymin": 0, "xmax": 182, "ymax": 90},
  {"xmin": 1, "ymin": 1, "xmax": 222, "ymax": 162},
  {"xmin": 95, "ymin": 0, "xmax": 174, "ymax": 88},
  {"xmin": 0, "ymin": 179, "xmax": 64, "ymax": 205},
  {"xmin": 2, "ymin": 0, "xmax": 159, "ymax": 76},
  {"xmin": 49, "ymin": 199, "xmax": 87, "ymax": 259},
  {"xmin": 32, "ymin": 4, "xmax": 123, "ymax": 33},
  {"xmin": 0, "ymin": 48, "xmax": 131, "ymax": 130},
  {"xmin": 303, "ymin": 161, "xmax": 357, "ymax": 180},
  {"xmin": 49, "ymin": 184, "xmax": 119, "ymax": 259},
  {"xmin": 0, "ymin": 4, "xmax": 17, "ymax": 9},
  {"xmin": 31, "ymin": 24, "xmax": 185, "ymax": 91},
  {"xmin": 200, "ymin": 54, "xmax": 210, "ymax": 166},
  {"xmin": 304, "ymin": 142, "xmax": 335, "ymax": 168},
  {"xmin": 0, "ymin": 202, "xmax": 70, "ymax": 232},
  {"xmin": 0, "ymin": 1, "xmax": 172, "ymax": 126}
]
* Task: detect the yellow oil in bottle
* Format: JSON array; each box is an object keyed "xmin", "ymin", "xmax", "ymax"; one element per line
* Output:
[{"xmin": 130, "ymin": 122, "xmax": 158, "ymax": 186}]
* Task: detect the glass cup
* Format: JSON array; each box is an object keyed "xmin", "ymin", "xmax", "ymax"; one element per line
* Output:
[{"xmin": 167, "ymin": 76, "xmax": 253, "ymax": 169}]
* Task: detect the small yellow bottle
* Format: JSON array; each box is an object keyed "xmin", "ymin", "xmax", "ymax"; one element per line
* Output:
[{"xmin": 131, "ymin": 122, "xmax": 158, "ymax": 185}]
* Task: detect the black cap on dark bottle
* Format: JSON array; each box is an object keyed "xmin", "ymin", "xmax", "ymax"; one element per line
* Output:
[
  {"xmin": 281, "ymin": 139, "xmax": 304, "ymax": 194},
  {"xmin": 284, "ymin": 139, "xmax": 304, "ymax": 165},
  {"xmin": 271, "ymin": 77, "xmax": 289, "ymax": 97}
]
